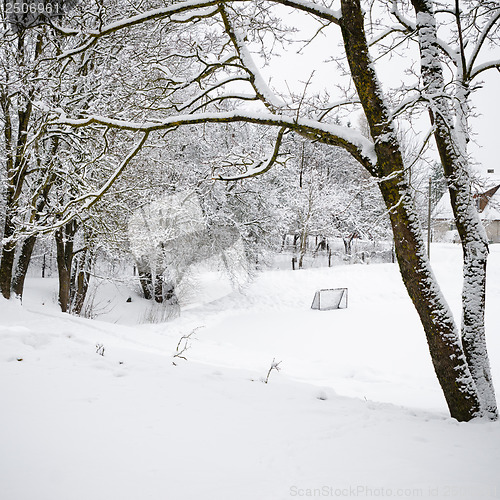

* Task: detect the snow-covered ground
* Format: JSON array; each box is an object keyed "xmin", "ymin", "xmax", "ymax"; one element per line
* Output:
[{"xmin": 1, "ymin": 244, "xmax": 499, "ymax": 500}]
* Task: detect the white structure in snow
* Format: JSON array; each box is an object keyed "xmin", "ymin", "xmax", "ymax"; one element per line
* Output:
[{"xmin": 311, "ymin": 288, "xmax": 348, "ymax": 310}]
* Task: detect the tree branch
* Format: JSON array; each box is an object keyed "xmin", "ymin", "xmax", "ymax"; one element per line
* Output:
[
  {"xmin": 54, "ymin": 110, "xmax": 376, "ymax": 169},
  {"xmin": 215, "ymin": 126, "xmax": 287, "ymax": 180}
]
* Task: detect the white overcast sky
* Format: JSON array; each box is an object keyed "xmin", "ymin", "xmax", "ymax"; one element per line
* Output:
[{"xmin": 260, "ymin": 6, "xmax": 500, "ymax": 178}]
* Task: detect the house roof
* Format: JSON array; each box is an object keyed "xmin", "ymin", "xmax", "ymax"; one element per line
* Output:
[{"xmin": 432, "ymin": 184, "xmax": 500, "ymax": 221}]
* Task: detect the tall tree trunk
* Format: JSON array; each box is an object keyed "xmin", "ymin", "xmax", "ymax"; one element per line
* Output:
[
  {"xmin": 411, "ymin": 0, "xmax": 497, "ymax": 419},
  {"xmin": 11, "ymin": 234, "xmax": 37, "ymax": 299},
  {"xmin": 298, "ymin": 226, "xmax": 308, "ymax": 269},
  {"xmin": 343, "ymin": 233, "xmax": 356, "ymax": 256},
  {"xmin": 340, "ymin": 0, "xmax": 482, "ymax": 421},
  {"xmin": 55, "ymin": 222, "xmax": 76, "ymax": 313},
  {"xmin": 139, "ymin": 273, "xmax": 154, "ymax": 300},
  {"xmin": 0, "ymin": 86, "xmax": 15, "ymax": 300},
  {"xmin": 70, "ymin": 248, "xmax": 92, "ymax": 316},
  {"xmin": 0, "ymin": 216, "xmax": 16, "ymax": 300},
  {"xmin": 12, "ymin": 143, "xmax": 60, "ymax": 300},
  {"xmin": 0, "ymin": 32, "xmax": 44, "ymax": 300},
  {"xmin": 153, "ymin": 274, "xmax": 164, "ymax": 303},
  {"xmin": 379, "ymin": 174, "xmax": 480, "ymax": 421},
  {"xmin": 136, "ymin": 259, "xmax": 154, "ymax": 300},
  {"xmin": 55, "ymin": 230, "xmax": 71, "ymax": 313}
]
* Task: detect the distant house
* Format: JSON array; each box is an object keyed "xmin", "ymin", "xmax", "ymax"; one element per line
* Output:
[{"xmin": 432, "ymin": 183, "xmax": 500, "ymax": 243}]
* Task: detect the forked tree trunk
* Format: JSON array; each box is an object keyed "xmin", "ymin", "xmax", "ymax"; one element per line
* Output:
[
  {"xmin": 136, "ymin": 259, "xmax": 167, "ymax": 303},
  {"xmin": 411, "ymin": 0, "xmax": 497, "ymax": 419},
  {"xmin": 0, "ymin": 32, "xmax": 43, "ymax": 300},
  {"xmin": 340, "ymin": 0, "xmax": 482, "ymax": 421},
  {"xmin": 378, "ymin": 176, "xmax": 480, "ymax": 421},
  {"xmin": 12, "ymin": 158, "xmax": 59, "ymax": 300}
]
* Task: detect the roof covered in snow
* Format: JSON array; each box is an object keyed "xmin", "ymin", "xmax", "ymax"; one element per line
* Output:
[{"xmin": 432, "ymin": 184, "xmax": 500, "ymax": 221}]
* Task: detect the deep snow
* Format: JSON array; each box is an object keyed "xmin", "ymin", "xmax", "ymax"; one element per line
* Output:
[{"xmin": 1, "ymin": 244, "xmax": 499, "ymax": 499}]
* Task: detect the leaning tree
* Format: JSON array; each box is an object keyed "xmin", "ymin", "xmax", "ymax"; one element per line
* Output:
[{"xmin": 49, "ymin": 0, "xmax": 500, "ymax": 421}]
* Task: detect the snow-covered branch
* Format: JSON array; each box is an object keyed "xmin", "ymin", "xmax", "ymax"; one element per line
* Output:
[
  {"xmin": 470, "ymin": 59, "xmax": 500, "ymax": 79},
  {"xmin": 40, "ymin": 132, "xmax": 150, "ymax": 234},
  {"xmin": 467, "ymin": 7, "xmax": 500, "ymax": 79},
  {"xmin": 54, "ymin": 111, "xmax": 376, "ymax": 168},
  {"xmin": 215, "ymin": 126, "xmax": 287, "ymax": 180},
  {"xmin": 315, "ymin": 98, "xmax": 361, "ymax": 121},
  {"xmin": 218, "ymin": 4, "xmax": 284, "ymax": 111}
]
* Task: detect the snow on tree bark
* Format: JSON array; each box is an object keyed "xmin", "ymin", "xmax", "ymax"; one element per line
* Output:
[
  {"xmin": 411, "ymin": 0, "xmax": 497, "ymax": 420},
  {"xmin": 340, "ymin": 0, "xmax": 482, "ymax": 421}
]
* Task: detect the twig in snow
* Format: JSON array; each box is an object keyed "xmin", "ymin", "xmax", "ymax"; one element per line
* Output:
[
  {"xmin": 172, "ymin": 327, "xmax": 202, "ymax": 365},
  {"xmin": 264, "ymin": 358, "xmax": 282, "ymax": 384}
]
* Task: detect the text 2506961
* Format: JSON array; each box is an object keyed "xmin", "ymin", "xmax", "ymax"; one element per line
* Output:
[{"xmin": 5, "ymin": 1, "xmax": 61, "ymax": 15}]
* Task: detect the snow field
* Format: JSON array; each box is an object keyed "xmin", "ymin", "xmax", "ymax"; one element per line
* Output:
[{"xmin": 1, "ymin": 244, "xmax": 499, "ymax": 499}]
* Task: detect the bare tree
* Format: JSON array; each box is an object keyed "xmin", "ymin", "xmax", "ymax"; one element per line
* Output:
[{"xmin": 0, "ymin": 17, "xmax": 45, "ymax": 298}]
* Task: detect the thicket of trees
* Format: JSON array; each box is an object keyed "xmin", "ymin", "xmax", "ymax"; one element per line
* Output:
[{"xmin": 1, "ymin": 0, "xmax": 499, "ymax": 421}]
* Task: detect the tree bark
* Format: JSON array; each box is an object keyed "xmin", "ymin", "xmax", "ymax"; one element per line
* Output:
[
  {"xmin": 153, "ymin": 274, "xmax": 164, "ymax": 303},
  {"xmin": 136, "ymin": 259, "xmax": 166, "ymax": 302},
  {"xmin": 55, "ymin": 222, "xmax": 77, "ymax": 313},
  {"xmin": 11, "ymin": 234, "xmax": 37, "ymax": 299},
  {"xmin": 0, "ymin": 218, "xmax": 16, "ymax": 300},
  {"xmin": 136, "ymin": 259, "xmax": 153, "ymax": 300},
  {"xmin": 70, "ymin": 248, "xmax": 92, "ymax": 316},
  {"xmin": 11, "ymin": 142, "xmax": 60, "ymax": 300},
  {"xmin": 411, "ymin": 0, "xmax": 497, "ymax": 419},
  {"xmin": 0, "ymin": 32, "xmax": 44, "ymax": 300},
  {"xmin": 298, "ymin": 227, "xmax": 308, "ymax": 269},
  {"xmin": 0, "ymin": 86, "xmax": 15, "ymax": 300},
  {"xmin": 340, "ymin": 0, "xmax": 482, "ymax": 421}
]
